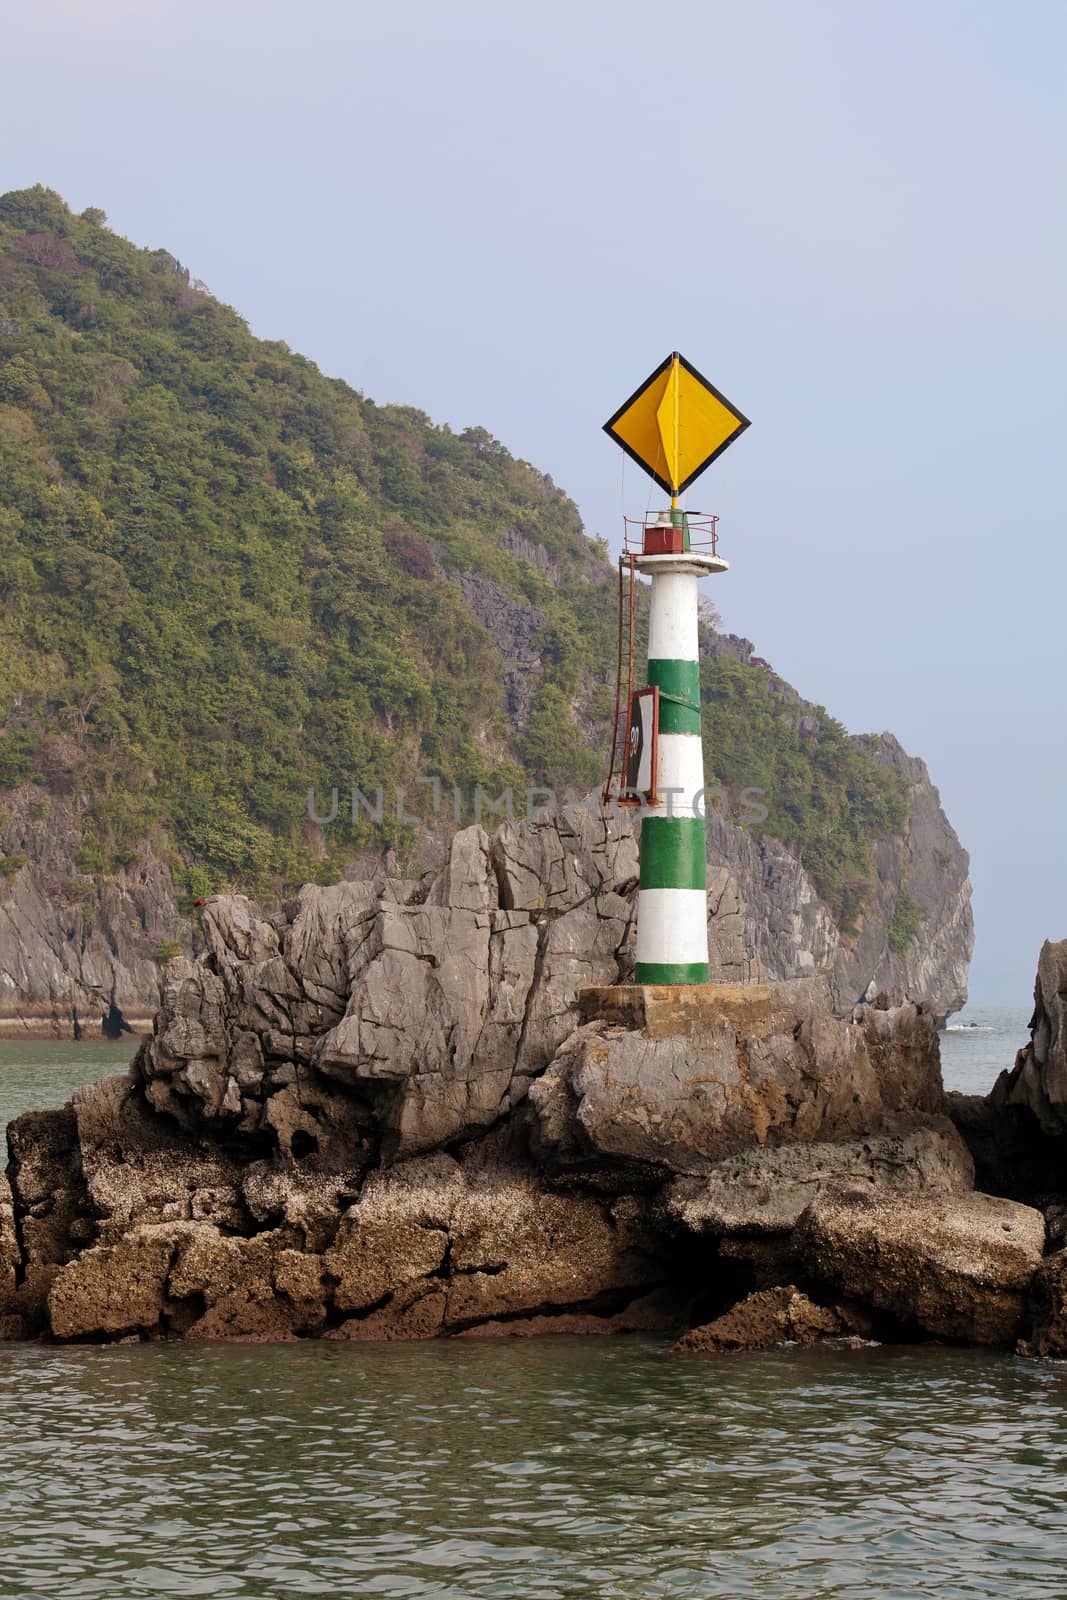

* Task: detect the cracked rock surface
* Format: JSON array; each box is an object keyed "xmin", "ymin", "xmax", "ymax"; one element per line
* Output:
[{"xmin": 0, "ymin": 806, "xmax": 1035, "ymax": 1351}]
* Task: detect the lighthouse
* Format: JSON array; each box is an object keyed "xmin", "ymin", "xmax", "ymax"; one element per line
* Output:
[{"xmin": 603, "ymin": 352, "xmax": 750, "ymax": 985}]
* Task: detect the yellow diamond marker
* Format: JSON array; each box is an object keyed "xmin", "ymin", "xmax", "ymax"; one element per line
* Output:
[{"xmin": 604, "ymin": 351, "xmax": 749, "ymax": 499}]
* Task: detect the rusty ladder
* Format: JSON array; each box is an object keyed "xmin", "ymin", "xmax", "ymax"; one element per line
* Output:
[{"xmin": 603, "ymin": 553, "xmax": 637, "ymax": 804}]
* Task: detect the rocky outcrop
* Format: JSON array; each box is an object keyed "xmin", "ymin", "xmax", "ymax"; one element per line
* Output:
[
  {"xmin": 1021, "ymin": 1249, "xmax": 1067, "ymax": 1358},
  {"xmin": 531, "ymin": 988, "xmax": 946, "ymax": 1178},
  {"xmin": 794, "ymin": 1186, "xmax": 1046, "ymax": 1346},
  {"xmin": 989, "ymin": 939, "xmax": 1067, "ymax": 1135},
  {"xmin": 30, "ymin": 1102, "xmax": 672, "ymax": 1343},
  {"xmin": 0, "ymin": 806, "xmax": 1017, "ymax": 1352},
  {"xmin": 128, "ymin": 799, "xmax": 969, "ymax": 1164},
  {"xmin": 664, "ymin": 1115, "xmax": 973, "ymax": 1236},
  {"xmin": 674, "ymin": 1285, "xmax": 872, "ymax": 1353},
  {"xmin": 134, "ymin": 812, "xmax": 637, "ymax": 1159},
  {"xmin": 7, "ymin": 1034, "xmax": 1045, "ymax": 1348}
]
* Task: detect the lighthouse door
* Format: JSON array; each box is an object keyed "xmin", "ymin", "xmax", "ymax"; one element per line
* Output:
[{"xmin": 623, "ymin": 687, "xmax": 659, "ymax": 804}]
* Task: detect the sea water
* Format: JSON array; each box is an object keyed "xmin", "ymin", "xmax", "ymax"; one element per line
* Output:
[
  {"xmin": 3, "ymin": 1337, "xmax": 1067, "ymax": 1599},
  {"xmin": 0, "ymin": 1038, "xmax": 133, "ymax": 1160},
  {"xmin": 938, "ymin": 1003, "xmax": 1031, "ymax": 1096},
  {"xmin": 2, "ymin": 1011, "xmax": 1060, "ymax": 1600}
]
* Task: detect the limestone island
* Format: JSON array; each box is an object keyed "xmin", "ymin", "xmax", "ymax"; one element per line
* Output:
[{"xmin": 2, "ymin": 804, "xmax": 1064, "ymax": 1356}]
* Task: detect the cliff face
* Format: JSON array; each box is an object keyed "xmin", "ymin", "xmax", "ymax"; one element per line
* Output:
[
  {"xmin": 0, "ymin": 788, "xmax": 186, "ymax": 1035},
  {"xmin": 700, "ymin": 635, "xmax": 972, "ymax": 1017},
  {"xmin": 837, "ymin": 734, "xmax": 973, "ymax": 1017},
  {"xmin": 682, "ymin": 732, "xmax": 972, "ymax": 1019}
]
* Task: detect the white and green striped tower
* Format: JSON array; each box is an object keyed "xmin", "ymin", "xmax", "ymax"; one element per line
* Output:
[
  {"xmin": 604, "ymin": 352, "xmax": 750, "ymax": 987},
  {"xmin": 633, "ymin": 514, "xmax": 728, "ymax": 983}
]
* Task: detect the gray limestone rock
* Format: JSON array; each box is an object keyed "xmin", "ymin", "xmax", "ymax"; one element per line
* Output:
[
  {"xmin": 989, "ymin": 939, "xmax": 1067, "ymax": 1136},
  {"xmin": 533, "ymin": 994, "xmax": 945, "ymax": 1177},
  {"xmin": 491, "ymin": 806, "xmax": 638, "ymax": 914},
  {"xmin": 665, "ymin": 1114, "xmax": 974, "ymax": 1235},
  {"xmin": 0, "ymin": 788, "xmax": 187, "ymax": 1034},
  {"xmin": 309, "ymin": 813, "xmax": 636, "ymax": 1155}
]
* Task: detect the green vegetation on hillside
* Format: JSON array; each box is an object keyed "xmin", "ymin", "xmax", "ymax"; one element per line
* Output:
[
  {"xmin": 0, "ymin": 185, "xmax": 905, "ymax": 915},
  {"xmin": 0, "ymin": 186, "xmax": 608, "ymax": 894},
  {"xmin": 887, "ymin": 888, "xmax": 927, "ymax": 955}
]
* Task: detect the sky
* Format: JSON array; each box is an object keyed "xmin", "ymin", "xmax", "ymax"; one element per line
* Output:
[{"xmin": 3, "ymin": 0, "xmax": 1064, "ymax": 1003}]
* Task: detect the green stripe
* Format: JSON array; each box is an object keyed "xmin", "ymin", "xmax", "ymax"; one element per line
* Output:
[
  {"xmin": 639, "ymin": 816, "xmax": 706, "ymax": 890},
  {"xmin": 635, "ymin": 961, "xmax": 710, "ymax": 984},
  {"xmin": 669, "ymin": 507, "xmax": 691, "ymax": 552},
  {"xmin": 649, "ymin": 659, "xmax": 701, "ymax": 734},
  {"xmin": 648, "ymin": 658, "xmax": 700, "ymax": 698}
]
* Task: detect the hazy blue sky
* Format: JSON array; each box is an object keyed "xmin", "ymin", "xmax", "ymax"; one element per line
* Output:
[{"xmin": 4, "ymin": 0, "xmax": 1064, "ymax": 1002}]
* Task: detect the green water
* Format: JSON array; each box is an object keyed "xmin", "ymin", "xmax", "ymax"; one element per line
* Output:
[
  {"xmin": 0, "ymin": 1038, "xmax": 135, "ymax": 1159},
  {"xmin": 2, "ymin": 1043, "xmax": 1066, "ymax": 1598},
  {"xmin": 2, "ymin": 1339, "xmax": 1066, "ymax": 1598}
]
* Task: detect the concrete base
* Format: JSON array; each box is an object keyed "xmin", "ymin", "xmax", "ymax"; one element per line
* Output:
[{"xmin": 578, "ymin": 983, "xmax": 775, "ymax": 1041}]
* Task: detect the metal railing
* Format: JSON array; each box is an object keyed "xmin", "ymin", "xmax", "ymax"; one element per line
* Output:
[{"xmin": 621, "ymin": 513, "xmax": 720, "ymax": 557}]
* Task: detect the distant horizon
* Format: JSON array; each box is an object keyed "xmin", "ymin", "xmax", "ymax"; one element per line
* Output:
[{"xmin": 950, "ymin": 997, "xmax": 1032, "ymax": 1014}]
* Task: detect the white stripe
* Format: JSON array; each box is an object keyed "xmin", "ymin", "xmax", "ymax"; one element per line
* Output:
[
  {"xmin": 655, "ymin": 733, "xmax": 705, "ymax": 814},
  {"xmin": 635, "ymin": 887, "xmax": 709, "ymax": 967},
  {"xmin": 647, "ymin": 572, "xmax": 699, "ymax": 662}
]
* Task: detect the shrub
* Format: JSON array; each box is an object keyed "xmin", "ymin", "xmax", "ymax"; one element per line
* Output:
[
  {"xmin": 888, "ymin": 889, "xmax": 927, "ymax": 956},
  {"xmin": 0, "ymin": 730, "xmax": 40, "ymax": 787}
]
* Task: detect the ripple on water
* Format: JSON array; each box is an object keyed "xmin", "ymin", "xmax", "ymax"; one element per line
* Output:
[{"xmin": 2, "ymin": 1339, "xmax": 1067, "ymax": 1598}]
